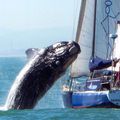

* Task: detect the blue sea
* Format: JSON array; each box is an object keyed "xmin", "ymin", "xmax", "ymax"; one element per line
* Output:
[{"xmin": 0, "ymin": 57, "xmax": 119, "ymax": 120}]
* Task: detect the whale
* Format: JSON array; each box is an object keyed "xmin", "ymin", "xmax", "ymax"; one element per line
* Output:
[{"xmin": 4, "ymin": 41, "xmax": 80, "ymax": 110}]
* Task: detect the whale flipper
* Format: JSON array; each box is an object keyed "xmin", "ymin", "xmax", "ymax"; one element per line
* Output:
[{"xmin": 26, "ymin": 48, "xmax": 46, "ymax": 60}]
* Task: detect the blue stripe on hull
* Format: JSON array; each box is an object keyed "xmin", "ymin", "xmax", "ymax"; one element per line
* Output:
[
  {"xmin": 62, "ymin": 91, "xmax": 120, "ymax": 108},
  {"xmin": 72, "ymin": 92, "xmax": 109, "ymax": 107}
]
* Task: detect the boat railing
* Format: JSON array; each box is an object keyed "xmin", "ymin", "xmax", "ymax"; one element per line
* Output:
[
  {"xmin": 72, "ymin": 75, "xmax": 112, "ymax": 92},
  {"xmin": 62, "ymin": 72, "xmax": 120, "ymax": 92}
]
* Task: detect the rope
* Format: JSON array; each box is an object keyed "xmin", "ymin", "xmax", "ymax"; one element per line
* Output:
[
  {"xmin": 101, "ymin": 0, "xmax": 120, "ymax": 58},
  {"xmin": 105, "ymin": 0, "xmax": 112, "ymax": 15}
]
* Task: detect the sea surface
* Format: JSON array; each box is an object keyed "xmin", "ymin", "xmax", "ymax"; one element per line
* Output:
[{"xmin": 0, "ymin": 57, "xmax": 119, "ymax": 120}]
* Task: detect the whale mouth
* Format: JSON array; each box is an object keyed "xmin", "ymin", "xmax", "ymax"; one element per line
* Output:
[{"xmin": 68, "ymin": 41, "xmax": 81, "ymax": 56}]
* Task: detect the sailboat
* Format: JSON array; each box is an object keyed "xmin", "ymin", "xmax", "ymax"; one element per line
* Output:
[{"xmin": 62, "ymin": 0, "xmax": 120, "ymax": 108}]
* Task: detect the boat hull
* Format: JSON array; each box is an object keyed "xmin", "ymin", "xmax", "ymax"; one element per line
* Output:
[{"xmin": 62, "ymin": 90, "xmax": 120, "ymax": 108}]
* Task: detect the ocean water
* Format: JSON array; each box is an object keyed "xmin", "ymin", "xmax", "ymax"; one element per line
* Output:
[{"xmin": 0, "ymin": 57, "xmax": 119, "ymax": 120}]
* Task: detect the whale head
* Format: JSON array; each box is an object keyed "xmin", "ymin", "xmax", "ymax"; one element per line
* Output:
[{"xmin": 45, "ymin": 41, "xmax": 81, "ymax": 73}]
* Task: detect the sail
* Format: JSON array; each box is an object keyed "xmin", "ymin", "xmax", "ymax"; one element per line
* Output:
[
  {"xmin": 112, "ymin": 22, "xmax": 120, "ymax": 71},
  {"xmin": 70, "ymin": 0, "xmax": 119, "ymax": 77},
  {"xmin": 70, "ymin": 0, "xmax": 95, "ymax": 77}
]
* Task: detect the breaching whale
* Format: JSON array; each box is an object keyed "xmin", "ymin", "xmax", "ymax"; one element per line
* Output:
[{"xmin": 4, "ymin": 41, "xmax": 80, "ymax": 110}]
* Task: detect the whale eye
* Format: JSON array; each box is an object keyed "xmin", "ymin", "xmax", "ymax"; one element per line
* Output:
[{"xmin": 55, "ymin": 61, "xmax": 61, "ymax": 66}]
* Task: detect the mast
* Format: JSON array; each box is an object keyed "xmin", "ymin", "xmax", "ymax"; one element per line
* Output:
[
  {"xmin": 92, "ymin": 0, "xmax": 97, "ymax": 57},
  {"xmin": 75, "ymin": 0, "xmax": 86, "ymax": 42}
]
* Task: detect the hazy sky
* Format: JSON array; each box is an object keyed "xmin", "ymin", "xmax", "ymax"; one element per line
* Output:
[{"xmin": 0, "ymin": 0, "xmax": 80, "ymax": 56}]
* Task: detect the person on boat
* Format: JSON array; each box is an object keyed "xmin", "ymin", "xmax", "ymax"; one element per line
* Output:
[
  {"xmin": 110, "ymin": 58, "xmax": 120, "ymax": 88},
  {"xmin": 114, "ymin": 71, "xmax": 120, "ymax": 88},
  {"xmin": 112, "ymin": 58, "xmax": 120, "ymax": 67}
]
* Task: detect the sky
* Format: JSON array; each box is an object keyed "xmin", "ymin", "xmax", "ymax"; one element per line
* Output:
[{"xmin": 0, "ymin": 0, "xmax": 81, "ymax": 56}]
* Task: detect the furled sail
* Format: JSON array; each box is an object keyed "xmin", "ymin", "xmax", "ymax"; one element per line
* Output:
[{"xmin": 89, "ymin": 56, "xmax": 118, "ymax": 72}]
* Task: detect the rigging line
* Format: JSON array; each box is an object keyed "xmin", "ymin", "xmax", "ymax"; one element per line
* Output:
[
  {"xmin": 107, "ymin": 16, "xmax": 110, "ymax": 58},
  {"xmin": 109, "ymin": 13, "xmax": 120, "ymax": 19},
  {"xmin": 101, "ymin": 16, "xmax": 109, "ymax": 35},
  {"xmin": 101, "ymin": 0, "xmax": 120, "ymax": 58},
  {"xmin": 111, "ymin": 8, "xmax": 120, "ymax": 19},
  {"xmin": 101, "ymin": 0, "xmax": 120, "ymax": 33},
  {"xmin": 105, "ymin": 0, "xmax": 112, "ymax": 15}
]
